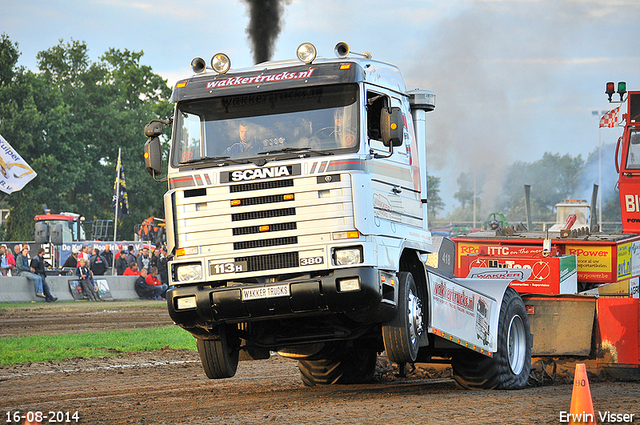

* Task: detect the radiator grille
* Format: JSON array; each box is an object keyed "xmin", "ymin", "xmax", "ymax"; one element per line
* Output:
[
  {"xmin": 230, "ymin": 179, "xmax": 294, "ymax": 193},
  {"xmin": 232, "ymin": 207, "xmax": 295, "ymax": 222},
  {"xmin": 233, "ymin": 222, "xmax": 297, "ymax": 236},
  {"xmin": 231, "ymin": 194, "xmax": 294, "ymax": 207},
  {"xmin": 235, "ymin": 252, "xmax": 299, "ymax": 272},
  {"xmin": 233, "ymin": 236, "xmax": 298, "ymax": 250}
]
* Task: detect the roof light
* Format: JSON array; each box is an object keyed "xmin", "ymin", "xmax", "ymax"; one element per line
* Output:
[
  {"xmin": 606, "ymin": 81, "xmax": 615, "ymax": 102},
  {"xmin": 296, "ymin": 43, "xmax": 317, "ymax": 64},
  {"xmin": 618, "ymin": 81, "xmax": 627, "ymax": 99},
  {"xmin": 211, "ymin": 53, "xmax": 231, "ymax": 74}
]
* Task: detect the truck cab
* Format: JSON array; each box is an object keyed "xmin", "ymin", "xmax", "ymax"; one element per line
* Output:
[
  {"xmin": 145, "ymin": 43, "xmax": 532, "ymax": 389},
  {"xmin": 34, "ymin": 212, "xmax": 88, "ymax": 245}
]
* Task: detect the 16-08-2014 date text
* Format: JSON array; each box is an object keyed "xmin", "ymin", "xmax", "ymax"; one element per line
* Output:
[{"xmin": 5, "ymin": 411, "xmax": 79, "ymax": 423}]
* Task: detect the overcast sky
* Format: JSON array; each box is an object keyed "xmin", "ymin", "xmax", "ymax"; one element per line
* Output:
[{"xmin": 2, "ymin": 0, "xmax": 639, "ymax": 214}]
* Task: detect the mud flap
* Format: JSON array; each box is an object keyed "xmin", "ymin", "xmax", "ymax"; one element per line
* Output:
[{"xmin": 427, "ymin": 267, "xmax": 532, "ymax": 355}]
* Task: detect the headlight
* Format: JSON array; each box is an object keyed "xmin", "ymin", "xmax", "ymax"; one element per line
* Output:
[
  {"xmin": 175, "ymin": 264, "xmax": 203, "ymax": 282},
  {"xmin": 334, "ymin": 247, "xmax": 363, "ymax": 266}
]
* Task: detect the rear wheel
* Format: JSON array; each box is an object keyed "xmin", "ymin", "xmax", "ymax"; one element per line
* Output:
[
  {"xmin": 452, "ymin": 287, "xmax": 531, "ymax": 390},
  {"xmin": 382, "ymin": 272, "xmax": 423, "ymax": 363},
  {"xmin": 298, "ymin": 341, "xmax": 377, "ymax": 386},
  {"xmin": 196, "ymin": 326, "xmax": 239, "ymax": 379}
]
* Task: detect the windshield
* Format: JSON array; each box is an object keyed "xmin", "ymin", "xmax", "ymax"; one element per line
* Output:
[{"xmin": 171, "ymin": 84, "xmax": 359, "ymax": 166}]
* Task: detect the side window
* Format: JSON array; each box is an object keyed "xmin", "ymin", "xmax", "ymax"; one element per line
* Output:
[
  {"xmin": 367, "ymin": 91, "xmax": 406, "ymax": 156},
  {"xmin": 367, "ymin": 91, "xmax": 384, "ymax": 142},
  {"xmin": 175, "ymin": 112, "xmax": 203, "ymax": 164},
  {"xmin": 626, "ymin": 130, "xmax": 640, "ymax": 170}
]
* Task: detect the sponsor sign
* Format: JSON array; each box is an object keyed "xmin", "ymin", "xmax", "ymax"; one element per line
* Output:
[
  {"xmin": 565, "ymin": 244, "xmax": 614, "ymax": 282},
  {"xmin": 631, "ymin": 277, "xmax": 640, "ymax": 298},
  {"xmin": 467, "ymin": 268, "xmax": 532, "ymax": 281},
  {"xmin": 459, "ymin": 255, "xmax": 578, "ymax": 295},
  {"xmin": 617, "ymin": 243, "xmax": 632, "ymax": 280},
  {"xmin": 479, "ymin": 244, "xmax": 559, "ymax": 257},
  {"xmin": 632, "ymin": 241, "xmax": 640, "ymax": 277},
  {"xmin": 454, "ymin": 241, "xmax": 484, "ymax": 276}
]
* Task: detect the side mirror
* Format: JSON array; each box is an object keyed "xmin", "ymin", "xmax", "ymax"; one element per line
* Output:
[
  {"xmin": 144, "ymin": 121, "xmax": 163, "ymax": 138},
  {"xmin": 34, "ymin": 221, "xmax": 49, "ymax": 244},
  {"xmin": 144, "ymin": 137, "xmax": 163, "ymax": 177},
  {"xmin": 380, "ymin": 107, "xmax": 404, "ymax": 147}
]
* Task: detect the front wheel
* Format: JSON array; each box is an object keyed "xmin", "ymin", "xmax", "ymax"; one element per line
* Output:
[
  {"xmin": 298, "ymin": 342, "xmax": 377, "ymax": 386},
  {"xmin": 452, "ymin": 287, "xmax": 531, "ymax": 390},
  {"xmin": 382, "ymin": 272, "xmax": 424, "ymax": 363},
  {"xmin": 196, "ymin": 326, "xmax": 239, "ymax": 379}
]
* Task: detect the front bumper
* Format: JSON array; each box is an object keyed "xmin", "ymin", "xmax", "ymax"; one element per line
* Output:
[{"xmin": 168, "ymin": 267, "xmax": 391, "ymax": 328}]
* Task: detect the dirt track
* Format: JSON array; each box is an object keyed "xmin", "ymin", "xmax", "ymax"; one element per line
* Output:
[{"xmin": 1, "ymin": 302, "xmax": 639, "ymax": 424}]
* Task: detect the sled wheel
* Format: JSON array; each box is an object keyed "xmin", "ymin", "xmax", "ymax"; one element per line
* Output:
[
  {"xmin": 298, "ymin": 341, "xmax": 377, "ymax": 386},
  {"xmin": 196, "ymin": 326, "xmax": 239, "ymax": 379},
  {"xmin": 452, "ymin": 287, "xmax": 531, "ymax": 390},
  {"xmin": 382, "ymin": 272, "xmax": 423, "ymax": 363}
]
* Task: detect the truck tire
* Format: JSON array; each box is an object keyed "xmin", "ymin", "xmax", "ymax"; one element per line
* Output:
[
  {"xmin": 382, "ymin": 272, "xmax": 423, "ymax": 363},
  {"xmin": 298, "ymin": 342, "xmax": 377, "ymax": 386},
  {"xmin": 451, "ymin": 287, "xmax": 531, "ymax": 390},
  {"xmin": 196, "ymin": 328, "xmax": 239, "ymax": 379}
]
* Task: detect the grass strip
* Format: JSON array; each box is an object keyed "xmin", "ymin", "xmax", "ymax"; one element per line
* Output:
[{"xmin": 0, "ymin": 326, "xmax": 196, "ymax": 365}]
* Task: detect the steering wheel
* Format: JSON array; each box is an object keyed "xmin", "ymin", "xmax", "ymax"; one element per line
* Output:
[{"xmin": 313, "ymin": 127, "xmax": 335, "ymax": 139}]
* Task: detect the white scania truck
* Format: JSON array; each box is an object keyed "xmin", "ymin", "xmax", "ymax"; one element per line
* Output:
[{"xmin": 143, "ymin": 42, "xmax": 531, "ymax": 389}]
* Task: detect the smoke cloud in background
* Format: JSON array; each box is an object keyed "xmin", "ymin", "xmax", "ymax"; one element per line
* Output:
[
  {"xmin": 243, "ymin": 0, "xmax": 292, "ymax": 64},
  {"xmin": 405, "ymin": 1, "xmax": 625, "ymax": 218}
]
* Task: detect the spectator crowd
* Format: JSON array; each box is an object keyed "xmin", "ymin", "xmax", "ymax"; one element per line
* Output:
[{"xmin": 0, "ymin": 243, "xmax": 171, "ymax": 302}]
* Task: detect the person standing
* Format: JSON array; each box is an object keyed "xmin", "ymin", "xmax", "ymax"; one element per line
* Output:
[
  {"xmin": 115, "ymin": 246, "xmax": 128, "ymax": 275},
  {"xmin": 62, "ymin": 250, "xmax": 79, "ymax": 269},
  {"xmin": 0, "ymin": 245, "xmax": 8, "ymax": 276},
  {"xmin": 89, "ymin": 248, "xmax": 108, "ymax": 276},
  {"xmin": 158, "ymin": 247, "xmax": 169, "ymax": 285},
  {"xmin": 77, "ymin": 245, "xmax": 90, "ymax": 267},
  {"xmin": 30, "ymin": 248, "xmax": 57, "ymax": 302},
  {"xmin": 137, "ymin": 246, "xmax": 151, "ymax": 274},
  {"xmin": 3, "ymin": 244, "xmax": 15, "ymax": 276},
  {"xmin": 126, "ymin": 245, "xmax": 137, "ymax": 263},
  {"xmin": 101, "ymin": 244, "xmax": 113, "ymax": 270}
]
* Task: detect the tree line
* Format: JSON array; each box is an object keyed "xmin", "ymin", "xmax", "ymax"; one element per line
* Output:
[
  {"xmin": 0, "ymin": 34, "xmax": 617, "ymax": 238},
  {"xmin": 0, "ymin": 35, "xmax": 172, "ymax": 240},
  {"xmin": 429, "ymin": 144, "xmax": 622, "ymax": 228}
]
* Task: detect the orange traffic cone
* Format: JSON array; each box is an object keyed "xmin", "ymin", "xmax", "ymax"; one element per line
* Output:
[{"xmin": 568, "ymin": 363, "xmax": 596, "ymax": 425}]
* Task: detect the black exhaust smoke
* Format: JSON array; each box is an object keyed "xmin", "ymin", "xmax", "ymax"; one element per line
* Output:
[{"xmin": 242, "ymin": 0, "xmax": 291, "ymax": 64}]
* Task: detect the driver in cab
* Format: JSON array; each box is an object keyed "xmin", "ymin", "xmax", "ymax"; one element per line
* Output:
[{"xmin": 226, "ymin": 122, "xmax": 257, "ymax": 155}]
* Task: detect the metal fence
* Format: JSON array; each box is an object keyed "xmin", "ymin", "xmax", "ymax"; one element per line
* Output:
[{"xmin": 430, "ymin": 221, "xmax": 624, "ymax": 234}]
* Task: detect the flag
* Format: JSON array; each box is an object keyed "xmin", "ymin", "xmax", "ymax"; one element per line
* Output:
[
  {"xmin": 0, "ymin": 133, "xmax": 37, "ymax": 194},
  {"xmin": 599, "ymin": 106, "xmax": 620, "ymax": 128},
  {"xmin": 113, "ymin": 154, "xmax": 129, "ymax": 217}
]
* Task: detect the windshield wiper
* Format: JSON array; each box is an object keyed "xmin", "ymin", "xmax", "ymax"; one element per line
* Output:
[
  {"xmin": 179, "ymin": 156, "xmax": 250, "ymax": 165},
  {"xmin": 258, "ymin": 147, "xmax": 334, "ymax": 157},
  {"xmin": 179, "ymin": 155, "xmax": 230, "ymax": 165}
]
